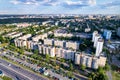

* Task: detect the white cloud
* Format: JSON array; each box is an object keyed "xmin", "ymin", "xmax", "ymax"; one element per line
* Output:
[
  {"xmin": 98, "ymin": 0, "xmax": 120, "ymax": 9},
  {"xmin": 10, "ymin": 0, "xmax": 96, "ymax": 8},
  {"xmin": 10, "ymin": 0, "xmax": 20, "ymax": 4}
]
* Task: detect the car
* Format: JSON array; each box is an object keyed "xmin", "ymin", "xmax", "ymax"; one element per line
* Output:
[{"xmin": 8, "ymin": 64, "xmax": 11, "ymax": 66}]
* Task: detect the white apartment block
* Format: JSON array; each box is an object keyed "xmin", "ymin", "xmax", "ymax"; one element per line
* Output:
[
  {"xmin": 42, "ymin": 45, "xmax": 55, "ymax": 57},
  {"xmin": 16, "ymin": 23, "xmax": 31, "ymax": 28},
  {"xmin": 44, "ymin": 39, "xmax": 54, "ymax": 46},
  {"xmin": 61, "ymin": 49, "xmax": 75, "ymax": 61},
  {"xmin": 38, "ymin": 45, "xmax": 75, "ymax": 61},
  {"xmin": 92, "ymin": 57, "xmax": 99, "ymax": 69},
  {"xmin": 98, "ymin": 56, "xmax": 106, "ymax": 67},
  {"xmin": 14, "ymin": 39, "xmax": 27, "ymax": 47},
  {"xmin": 66, "ymin": 41, "xmax": 79, "ymax": 50},
  {"xmin": 54, "ymin": 40, "xmax": 66, "ymax": 48},
  {"xmin": 75, "ymin": 53, "xmax": 80, "ymax": 64},
  {"xmin": 18, "ymin": 34, "xmax": 32, "ymax": 40},
  {"xmin": 54, "ymin": 47, "xmax": 63, "ymax": 58},
  {"xmin": 54, "ymin": 32, "xmax": 73, "ymax": 37},
  {"xmin": 93, "ymin": 34, "xmax": 101, "ymax": 47},
  {"xmin": 92, "ymin": 31, "xmax": 98, "ymax": 42},
  {"xmin": 81, "ymin": 54, "xmax": 92, "ymax": 68},
  {"xmin": 38, "ymin": 44, "xmax": 43, "ymax": 54},
  {"xmin": 32, "ymin": 33, "xmax": 48, "ymax": 42},
  {"xmin": 27, "ymin": 41, "xmax": 38, "ymax": 50},
  {"xmin": 4, "ymin": 32, "xmax": 17, "ymax": 37},
  {"xmin": 4, "ymin": 32, "xmax": 23, "ymax": 38},
  {"xmin": 74, "ymin": 53, "xmax": 106, "ymax": 69},
  {"xmin": 14, "ymin": 34, "xmax": 32, "ymax": 47},
  {"xmin": 95, "ymin": 38, "xmax": 104, "ymax": 57},
  {"xmin": 11, "ymin": 32, "xmax": 23, "ymax": 38}
]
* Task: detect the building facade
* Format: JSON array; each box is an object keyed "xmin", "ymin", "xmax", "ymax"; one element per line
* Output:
[
  {"xmin": 103, "ymin": 30, "xmax": 112, "ymax": 40},
  {"xmin": 92, "ymin": 31, "xmax": 98, "ymax": 42},
  {"xmin": 117, "ymin": 27, "xmax": 120, "ymax": 37},
  {"xmin": 93, "ymin": 34, "xmax": 101, "ymax": 48},
  {"xmin": 95, "ymin": 38, "xmax": 104, "ymax": 57}
]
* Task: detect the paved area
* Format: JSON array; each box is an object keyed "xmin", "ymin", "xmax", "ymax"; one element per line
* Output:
[{"xmin": 0, "ymin": 58, "xmax": 47, "ymax": 80}]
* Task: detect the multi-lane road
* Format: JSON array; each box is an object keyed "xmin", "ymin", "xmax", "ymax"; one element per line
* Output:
[{"xmin": 0, "ymin": 58, "xmax": 48, "ymax": 80}]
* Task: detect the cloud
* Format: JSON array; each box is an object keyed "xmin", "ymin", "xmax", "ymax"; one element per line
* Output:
[
  {"xmin": 10, "ymin": 0, "xmax": 43, "ymax": 5},
  {"xmin": 10, "ymin": 0, "xmax": 96, "ymax": 8},
  {"xmin": 99, "ymin": 0, "xmax": 120, "ymax": 9},
  {"xmin": 62, "ymin": 0, "xmax": 96, "ymax": 8}
]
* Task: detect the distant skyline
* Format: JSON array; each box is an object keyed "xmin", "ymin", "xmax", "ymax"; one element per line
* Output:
[{"xmin": 0, "ymin": 0, "xmax": 120, "ymax": 14}]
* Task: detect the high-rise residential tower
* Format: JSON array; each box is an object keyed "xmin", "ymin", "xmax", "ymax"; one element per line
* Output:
[
  {"xmin": 92, "ymin": 31, "xmax": 98, "ymax": 42},
  {"xmin": 103, "ymin": 30, "xmax": 112, "ymax": 40},
  {"xmin": 95, "ymin": 38, "xmax": 104, "ymax": 57}
]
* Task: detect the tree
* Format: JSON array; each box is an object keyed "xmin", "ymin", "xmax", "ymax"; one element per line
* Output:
[
  {"xmin": 34, "ymin": 49, "xmax": 39, "ymax": 54},
  {"xmin": 81, "ymin": 65, "xmax": 86, "ymax": 71},
  {"xmin": 45, "ymin": 54, "xmax": 50, "ymax": 63},
  {"xmin": 66, "ymin": 71, "xmax": 74, "ymax": 78},
  {"xmin": 98, "ymin": 67, "xmax": 104, "ymax": 73},
  {"xmin": 69, "ymin": 63, "xmax": 73, "ymax": 71},
  {"xmin": 0, "ymin": 35, "xmax": 5, "ymax": 43},
  {"xmin": 104, "ymin": 64, "xmax": 110, "ymax": 71}
]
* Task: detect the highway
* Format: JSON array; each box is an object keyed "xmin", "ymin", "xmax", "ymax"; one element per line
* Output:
[{"xmin": 0, "ymin": 58, "xmax": 48, "ymax": 80}]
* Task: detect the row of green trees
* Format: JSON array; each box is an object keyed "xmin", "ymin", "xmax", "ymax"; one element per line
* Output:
[{"xmin": 88, "ymin": 67, "xmax": 108, "ymax": 80}]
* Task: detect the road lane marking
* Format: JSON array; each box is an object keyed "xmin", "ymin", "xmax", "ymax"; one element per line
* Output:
[{"xmin": 0, "ymin": 63, "xmax": 32, "ymax": 80}]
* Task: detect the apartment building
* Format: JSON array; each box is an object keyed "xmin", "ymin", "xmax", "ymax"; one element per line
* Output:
[
  {"xmin": 95, "ymin": 38, "xmax": 104, "ymax": 57},
  {"xmin": 4, "ymin": 32, "xmax": 23, "ymax": 38},
  {"xmin": 42, "ymin": 45, "xmax": 55, "ymax": 57},
  {"xmin": 66, "ymin": 41, "xmax": 79, "ymax": 50},
  {"xmin": 32, "ymin": 33, "xmax": 48, "ymax": 42},
  {"xmin": 74, "ymin": 52, "xmax": 106, "ymax": 69},
  {"xmin": 103, "ymin": 29, "xmax": 112, "ymax": 40},
  {"xmin": 14, "ymin": 34, "xmax": 32, "ymax": 47},
  {"xmin": 92, "ymin": 31, "xmax": 98, "ymax": 42},
  {"xmin": 44, "ymin": 39, "xmax": 54, "ymax": 46},
  {"xmin": 27, "ymin": 41, "xmax": 38, "ymax": 50},
  {"xmin": 93, "ymin": 34, "xmax": 101, "ymax": 48},
  {"xmin": 54, "ymin": 40, "xmax": 66, "ymax": 48}
]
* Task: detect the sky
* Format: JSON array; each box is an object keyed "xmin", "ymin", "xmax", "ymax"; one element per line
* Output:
[{"xmin": 0, "ymin": 0, "xmax": 120, "ymax": 14}]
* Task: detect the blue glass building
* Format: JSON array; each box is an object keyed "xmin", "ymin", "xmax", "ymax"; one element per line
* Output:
[{"xmin": 103, "ymin": 30, "xmax": 112, "ymax": 40}]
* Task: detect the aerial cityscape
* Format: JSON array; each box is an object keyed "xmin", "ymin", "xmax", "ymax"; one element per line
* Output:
[{"xmin": 0, "ymin": 0, "xmax": 120, "ymax": 80}]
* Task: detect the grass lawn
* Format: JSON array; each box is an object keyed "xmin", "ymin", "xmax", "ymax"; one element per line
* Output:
[
  {"xmin": 112, "ymin": 71, "xmax": 120, "ymax": 80},
  {"xmin": 0, "ymin": 43, "xmax": 8, "ymax": 47},
  {"xmin": 0, "ymin": 76, "xmax": 12, "ymax": 80}
]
